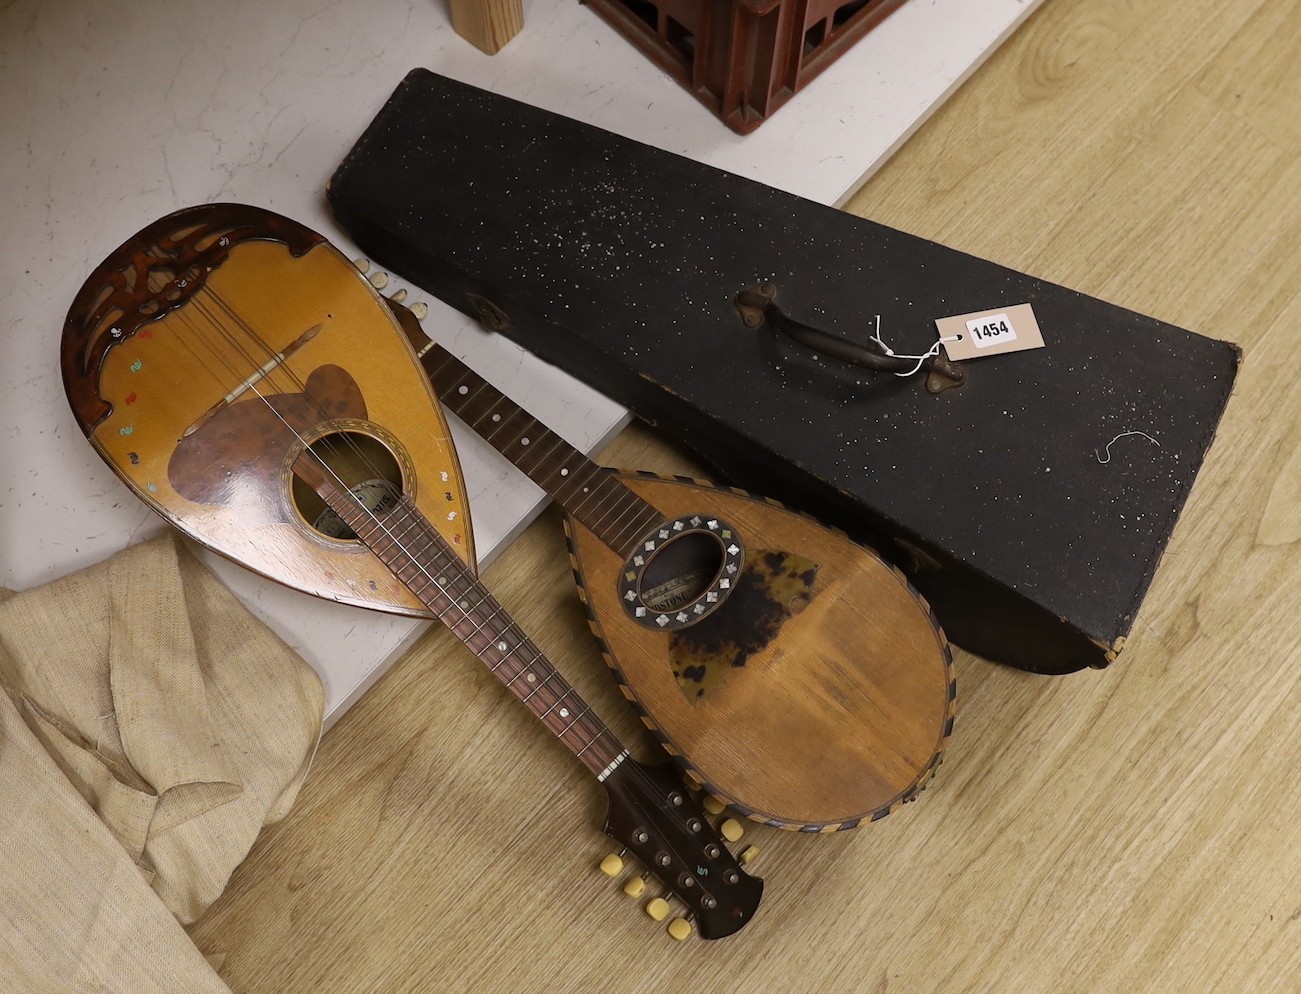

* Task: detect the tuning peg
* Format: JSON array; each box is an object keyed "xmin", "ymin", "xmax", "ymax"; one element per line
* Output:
[
  {"xmin": 368, "ymin": 271, "xmax": 390, "ymax": 290},
  {"xmin": 599, "ymin": 852, "xmax": 625, "ymax": 877},
  {"xmin": 739, "ymin": 844, "xmax": 759, "ymax": 865},
  {"xmin": 622, "ymin": 874, "xmax": 647, "ymax": 898},
  {"xmin": 645, "ymin": 897, "xmax": 670, "ymax": 922},
  {"xmin": 703, "ymin": 795, "xmax": 726, "ymax": 816},
  {"xmin": 719, "ymin": 818, "xmax": 744, "ymax": 843},
  {"xmin": 389, "ymin": 287, "xmax": 408, "ymax": 304},
  {"xmin": 667, "ymin": 917, "xmax": 693, "ymax": 941},
  {"xmin": 410, "ymin": 302, "xmax": 428, "ymax": 320},
  {"xmin": 353, "ymin": 257, "xmax": 370, "ymax": 273}
]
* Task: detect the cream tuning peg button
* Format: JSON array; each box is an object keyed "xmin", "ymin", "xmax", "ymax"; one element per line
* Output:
[
  {"xmin": 703, "ymin": 796, "xmax": 726, "ymax": 816},
  {"xmin": 390, "ymin": 287, "xmax": 408, "ymax": 303},
  {"xmin": 667, "ymin": 918, "xmax": 692, "ymax": 941},
  {"xmin": 645, "ymin": 897, "xmax": 670, "ymax": 922},
  {"xmin": 368, "ymin": 271, "xmax": 390, "ymax": 290},
  {"xmin": 353, "ymin": 257, "xmax": 371, "ymax": 273},
  {"xmin": 410, "ymin": 302, "xmax": 428, "ymax": 320},
  {"xmin": 599, "ymin": 853, "xmax": 624, "ymax": 877},
  {"xmin": 719, "ymin": 818, "xmax": 744, "ymax": 843},
  {"xmin": 623, "ymin": 875, "xmax": 647, "ymax": 898},
  {"xmin": 739, "ymin": 845, "xmax": 759, "ymax": 865}
]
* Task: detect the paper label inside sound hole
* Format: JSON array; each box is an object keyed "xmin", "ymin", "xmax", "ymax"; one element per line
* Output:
[{"xmin": 936, "ymin": 303, "xmax": 1045, "ymax": 361}]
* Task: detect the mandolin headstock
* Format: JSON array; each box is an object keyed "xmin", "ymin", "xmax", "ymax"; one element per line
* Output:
[{"xmin": 600, "ymin": 759, "xmax": 762, "ymax": 939}]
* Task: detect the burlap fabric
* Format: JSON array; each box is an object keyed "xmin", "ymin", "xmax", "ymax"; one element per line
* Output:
[{"xmin": 0, "ymin": 533, "xmax": 324, "ymax": 992}]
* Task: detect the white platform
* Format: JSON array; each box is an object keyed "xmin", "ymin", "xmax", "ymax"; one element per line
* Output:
[{"xmin": 0, "ymin": 0, "xmax": 1043, "ymax": 724}]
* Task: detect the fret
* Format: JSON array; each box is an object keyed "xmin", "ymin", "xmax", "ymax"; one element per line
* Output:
[
  {"xmin": 423, "ymin": 345, "xmax": 664, "ymax": 554},
  {"xmin": 554, "ymin": 460, "xmax": 603, "ymax": 507},
  {"xmin": 557, "ymin": 707, "xmax": 586, "ymax": 736},
  {"xmin": 521, "ymin": 667, "xmax": 563, "ymax": 704},
  {"xmin": 516, "ymin": 431, "xmax": 566, "ymax": 477},
  {"xmin": 604, "ymin": 495, "xmax": 654, "ymax": 545},
  {"xmin": 538, "ymin": 686, "xmax": 578, "ymax": 719},
  {"xmin": 619, "ymin": 506, "xmax": 669, "ymax": 557},
  {"xmin": 490, "ymin": 407, "xmax": 536, "ymax": 454},
  {"xmin": 585, "ymin": 484, "xmax": 641, "ymax": 535},
  {"xmin": 567, "ymin": 472, "xmax": 614, "ymax": 521},
  {"xmin": 461, "ymin": 602, "xmax": 511, "ymax": 642}
]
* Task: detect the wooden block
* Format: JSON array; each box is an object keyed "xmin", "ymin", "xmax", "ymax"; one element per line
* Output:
[{"xmin": 450, "ymin": 0, "xmax": 524, "ymax": 55}]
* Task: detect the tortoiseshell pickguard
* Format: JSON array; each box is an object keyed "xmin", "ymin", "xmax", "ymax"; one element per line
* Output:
[
  {"xmin": 668, "ymin": 549, "xmax": 819, "ymax": 699},
  {"xmin": 168, "ymin": 364, "xmax": 366, "ymax": 510}
]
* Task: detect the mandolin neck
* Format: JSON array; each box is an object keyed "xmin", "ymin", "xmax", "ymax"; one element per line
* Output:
[
  {"xmin": 421, "ymin": 346, "xmax": 661, "ymax": 558},
  {"xmin": 296, "ymin": 452, "xmax": 629, "ymax": 780}
]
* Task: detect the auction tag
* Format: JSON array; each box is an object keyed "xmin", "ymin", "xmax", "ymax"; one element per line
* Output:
[{"xmin": 935, "ymin": 303, "xmax": 1044, "ymax": 361}]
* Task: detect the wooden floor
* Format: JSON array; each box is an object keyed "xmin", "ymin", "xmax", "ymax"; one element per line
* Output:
[{"xmin": 191, "ymin": 0, "xmax": 1301, "ymax": 989}]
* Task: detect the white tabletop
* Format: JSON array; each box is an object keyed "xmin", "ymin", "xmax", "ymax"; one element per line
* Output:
[{"xmin": 0, "ymin": 0, "xmax": 1043, "ymax": 724}]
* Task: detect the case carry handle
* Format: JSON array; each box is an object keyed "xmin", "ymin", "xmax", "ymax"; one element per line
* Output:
[{"xmin": 735, "ymin": 283, "xmax": 965, "ymax": 394}]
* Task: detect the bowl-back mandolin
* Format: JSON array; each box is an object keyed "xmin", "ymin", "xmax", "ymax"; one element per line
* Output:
[
  {"xmin": 396, "ymin": 320, "xmax": 958, "ymax": 833},
  {"xmin": 61, "ymin": 203, "xmax": 761, "ymax": 938}
]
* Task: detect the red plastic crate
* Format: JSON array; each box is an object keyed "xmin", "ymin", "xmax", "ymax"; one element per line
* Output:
[{"xmin": 583, "ymin": 0, "xmax": 909, "ymax": 133}]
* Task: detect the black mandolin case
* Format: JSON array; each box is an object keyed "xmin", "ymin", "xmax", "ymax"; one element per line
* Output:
[{"xmin": 328, "ymin": 69, "xmax": 1239, "ymax": 674}]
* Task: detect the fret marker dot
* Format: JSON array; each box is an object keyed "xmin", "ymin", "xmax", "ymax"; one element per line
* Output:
[
  {"xmin": 492, "ymin": 414, "xmax": 501, "ymax": 422},
  {"xmin": 497, "ymin": 641, "xmax": 508, "ymax": 651},
  {"xmin": 560, "ymin": 468, "xmax": 569, "ymax": 476},
  {"xmin": 526, "ymin": 673, "xmax": 536, "ymax": 682},
  {"xmin": 559, "ymin": 707, "xmax": 570, "ymax": 718},
  {"xmin": 458, "ymin": 385, "xmax": 469, "ymax": 394},
  {"xmin": 438, "ymin": 576, "xmax": 447, "ymax": 584},
  {"xmin": 521, "ymin": 437, "xmax": 530, "ymax": 445},
  {"xmin": 583, "ymin": 487, "xmax": 590, "ymax": 493},
  {"xmin": 460, "ymin": 599, "xmax": 470, "ymax": 609}
]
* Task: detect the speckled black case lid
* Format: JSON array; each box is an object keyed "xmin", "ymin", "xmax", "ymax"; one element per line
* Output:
[{"xmin": 329, "ymin": 69, "xmax": 1240, "ymax": 673}]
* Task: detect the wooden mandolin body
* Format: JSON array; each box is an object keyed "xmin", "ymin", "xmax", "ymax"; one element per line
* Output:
[
  {"xmin": 564, "ymin": 472, "xmax": 956, "ymax": 832},
  {"xmin": 61, "ymin": 204, "xmax": 474, "ymax": 616}
]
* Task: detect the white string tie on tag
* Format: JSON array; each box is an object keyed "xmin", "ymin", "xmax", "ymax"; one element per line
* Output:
[
  {"xmin": 870, "ymin": 315, "xmax": 962, "ymax": 377},
  {"xmin": 1096, "ymin": 430, "xmax": 1161, "ymax": 464}
]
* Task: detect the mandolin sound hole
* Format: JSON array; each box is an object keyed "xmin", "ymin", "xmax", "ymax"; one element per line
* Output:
[
  {"xmin": 292, "ymin": 430, "xmax": 405, "ymax": 541},
  {"xmin": 640, "ymin": 532, "xmax": 726, "ymax": 613}
]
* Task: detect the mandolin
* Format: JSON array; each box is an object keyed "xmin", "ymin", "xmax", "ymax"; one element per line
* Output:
[
  {"xmin": 395, "ymin": 322, "xmax": 957, "ymax": 833},
  {"xmin": 61, "ymin": 203, "xmax": 761, "ymax": 938}
]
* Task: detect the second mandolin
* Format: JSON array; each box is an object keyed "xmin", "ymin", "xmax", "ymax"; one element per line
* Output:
[{"xmin": 396, "ymin": 310, "xmax": 957, "ymax": 832}]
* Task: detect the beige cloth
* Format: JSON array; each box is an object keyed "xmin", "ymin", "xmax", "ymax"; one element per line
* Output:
[{"xmin": 0, "ymin": 534, "xmax": 324, "ymax": 992}]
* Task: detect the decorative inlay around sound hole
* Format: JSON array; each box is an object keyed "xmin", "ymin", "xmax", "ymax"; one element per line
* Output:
[{"xmin": 618, "ymin": 514, "xmax": 744, "ymax": 632}]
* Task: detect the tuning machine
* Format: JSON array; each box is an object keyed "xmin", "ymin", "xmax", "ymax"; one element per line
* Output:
[
  {"xmin": 354, "ymin": 259, "xmax": 428, "ymax": 319},
  {"xmin": 595, "ymin": 850, "xmax": 698, "ymax": 941},
  {"xmin": 644, "ymin": 895, "xmax": 695, "ymax": 940},
  {"xmin": 385, "ymin": 287, "xmax": 430, "ymax": 320},
  {"xmin": 599, "ymin": 850, "xmax": 627, "ymax": 877},
  {"xmin": 699, "ymin": 793, "xmax": 746, "ymax": 844},
  {"xmin": 352, "ymin": 257, "xmax": 390, "ymax": 289},
  {"xmin": 702, "ymin": 795, "xmax": 759, "ymax": 871}
]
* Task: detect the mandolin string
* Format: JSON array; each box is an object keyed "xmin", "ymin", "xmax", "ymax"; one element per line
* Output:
[
  {"xmin": 164, "ymin": 304, "xmax": 728, "ymax": 850},
  {"xmin": 154, "ymin": 266, "xmax": 705, "ymax": 806},
  {"xmin": 180, "ymin": 285, "xmax": 450, "ymax": 518},
  {"xmin": 448, "ymin": 370, "xmax": 609, "ymax": 523},
  {"xmin": 169, "ymin": 285, "xmax": 763, "ymax": 844},
  {"xmin": 432, "ymin": 355, "xmax": 656, "ymax": 551},
  {"xmin": 180, "ymin": 327, "xmax": 618, "ymax": 765},
  {"xmin": 161, "ymin": 285, "xmax": 624, "ymax": 769}
]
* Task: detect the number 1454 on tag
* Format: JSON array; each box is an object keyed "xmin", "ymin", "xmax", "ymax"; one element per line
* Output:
[{"xmin": 967, "ymin": 313, "xmax": 1017, "ymax": 348}]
